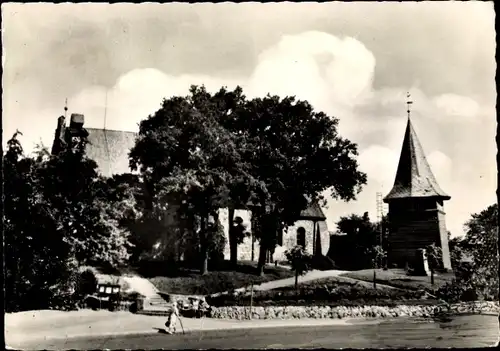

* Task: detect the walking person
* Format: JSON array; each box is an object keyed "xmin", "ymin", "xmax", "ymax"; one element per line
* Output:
[{"xmin": 165, "ymin": 301, "xmax": 180, "ymax": 334}]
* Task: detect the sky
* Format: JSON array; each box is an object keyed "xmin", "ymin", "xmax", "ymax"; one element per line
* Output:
[{"xmin": 2, "ymin": 2, "xmax": 497, "ymax": 238}]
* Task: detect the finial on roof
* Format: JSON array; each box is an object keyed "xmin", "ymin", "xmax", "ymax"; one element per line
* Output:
[
  {"xmin": 406, "ymin": 92, "xmax": 413, "ymax": 120},
  {"xmin": 64, "ymin": 98, "xmax": 68, "ymax": 118}
]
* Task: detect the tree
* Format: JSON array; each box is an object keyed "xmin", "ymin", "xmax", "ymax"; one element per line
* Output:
[
  {"xmin": 129, "ymin": 86, "xmax": 262, "ymax": 275},
  {"xmin": 207, "ymin": 215, "xmax": 227, "ymax": 268},
  {"xmin": 129, "ymin": 86, "xmax": 366, "ymax": 275},
  {"xmin": 4, "ymin": 132, "xmax": 136, "ymax": 312},
  {"xmin": 438, "ymin": 205, "xmax": 498, "ymax": 302},
  {"xmin": 461, "ymin": 204, "xmax": 498, "ymax": 300},
  {"xmin": 366, "ymin": 245, "xmax": 387, "ymax": 270},
  {"xmin": 334, "ymin": 212, "xmax": 380, "ymax": 269},
  {"xmin": 285, "ymin": 245, "xmax": 312, "ymax": 291},
  {"xmin": 228, "ymin": 216, "xmax": 250, "ymax": 266},
  {"xmin": 448, "ymin": 236, "xmax": 466, "ymax": 270},
  {"xmin": 221, "ymin": 94, "xmax": 367, "ymax": 275},
  {"xmin": 425, "ymin": 243, "xmax": 443, "ymax": 286}
]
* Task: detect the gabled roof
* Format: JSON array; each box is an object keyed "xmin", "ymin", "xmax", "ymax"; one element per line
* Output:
[
  {"xmin": 298, "ymin": 201, "xmax": 327, "ymax": 221},
  {"xmin": 85, "ymin": 128, "xmax": 137, "ymax": 177},
  {"xmin": 384, "ymin": 119, "xmax": 450, "ymax": 202}
]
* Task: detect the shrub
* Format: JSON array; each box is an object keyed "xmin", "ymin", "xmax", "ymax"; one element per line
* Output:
[
  {"xmin": 285, "ymin": 245, "xmax": 312, "ymax": 290},
  {"xmin": 75, "ymin": 269, "xmax": 98, "ymax": 297},
  {"xmin": 437, "ymin": 261, "xmax": 499, "ymax": 302}
]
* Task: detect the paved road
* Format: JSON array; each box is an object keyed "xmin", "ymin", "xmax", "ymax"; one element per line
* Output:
[{"xmin": 17, "ymin": 315, "xmax": 498, "ymax": 350}]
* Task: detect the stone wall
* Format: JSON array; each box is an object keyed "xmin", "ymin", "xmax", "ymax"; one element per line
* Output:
[
  {"xmin": 209, "ymin": 302, "xmax": 500, "ymax": 320},
  {"xmin": 284, "ymin": 220, "xmax": 329, "ymax": 257}
]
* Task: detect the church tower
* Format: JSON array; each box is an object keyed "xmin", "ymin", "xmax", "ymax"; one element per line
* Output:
[{"xmin": 383, "ymin": 93, "xmax": 452, "ymax": 270}]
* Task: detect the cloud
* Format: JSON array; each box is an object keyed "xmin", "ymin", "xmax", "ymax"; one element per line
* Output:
[
  {"xmin": 247, "ymin": 32, "xmax": 375, "ymax": 112},
  {"xmin": 433, "ymin": 94, "xmax": 480, "ymax": 121},
  {"xmin": 357, "ymin": 145, "xmax": 399, "ymax": 191},
  {"xmin": 427, "ymin": 150, "xmax": 453, "ymax": 186},
  {"xmin": 35, "ymin": 31, "xmax": 376, "ymax": 140}
]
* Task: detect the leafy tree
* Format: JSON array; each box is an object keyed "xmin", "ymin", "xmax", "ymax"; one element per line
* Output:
[
  {"xmin": 4, "ymin": 132, "xmax": 135, "ymax": 312},
  {"xmin": 334, "ymin": 212, "xmax": 381, "ymax": 269},
  {"xmin": 425, "ymin": 243, "xmax": 442, "ymax": 285},
  {"xmin": 365, "ymin": 245, "xmax": 387, "ymax": 270},
  {"xmin": 129, "ymin": 86, "xmax": 262, "ymax": 274},
  {"xmin": 461, "ymin": 204, "xmax": 498, "ymax": 300},
  {"xmin": 285, "ymin": 245, "xmax": 312, "ymax": 290},
  {"xmin": 227, "ymin": 215, "xmax": 250, "ymax": 266},
  {"xmin": 438, "ymin": 205, "xmax": 498, "ymax": 302},
  {"xmin": 448, "ymin": 235, "xmax": 466, "ymax": 270},
  {"xmin": 207, "ymin": 215, "xmax": 227, "ymax": 268},
  {"xmin": 221, "ymin": 94, "xmax": 367, "ymax": 275}
]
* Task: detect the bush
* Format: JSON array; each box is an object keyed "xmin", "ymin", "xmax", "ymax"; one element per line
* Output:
[
  {"xmin": 75, "ymin": 269, "xmax": 98, "ymax": 297},
  {"xmin": 311, "ymin": 255, "xmax": 337, "ymax": 271},
  {"xmin": 436, "ymin": 261, "xmax": 499, "ymax": 303}
]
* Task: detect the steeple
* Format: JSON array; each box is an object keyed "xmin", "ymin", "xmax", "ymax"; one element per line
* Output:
[{"xmin": 384, "ymin": 93, "xmax": 450, "ymax": 202}]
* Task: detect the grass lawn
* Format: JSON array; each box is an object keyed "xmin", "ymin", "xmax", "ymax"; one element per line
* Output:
[
  {"xmin": 207, "ymin": 274, "xmax": 438, "ymax": 307},
  {"xmin": 148, "ymin": 260, "xmax": 295, "ymax": 296},
  {"xmin": 341, "ymin": 269, "xmax": 455, "ymax": 291},
  {"xmin": 281, "ymin": 276, "xmax": 378, "ymax": 289}
]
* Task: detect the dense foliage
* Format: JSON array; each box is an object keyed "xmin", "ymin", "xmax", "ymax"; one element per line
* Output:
[
  {"xmin": 285, "ymin": 245, "xmax": 312, "ymax": 289},
  {"xmin": 130, "ymin": 85, "xmax": 366, "ymax": 275},
  {"xmin": 329, "ymin": 212, "xmax": 387, "ymax": 270},
  {"xmin": 438, "ymin": 204, "xmax": 498, "ymax": 302},
  {"xmin": 4, "ymin": 133, "xmax": 136, "ymax": 312}
]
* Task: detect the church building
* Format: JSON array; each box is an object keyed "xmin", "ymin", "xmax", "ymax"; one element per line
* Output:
[{"xmin": 383, "ymin": 95, "xmax": 452, "ymax": 270}]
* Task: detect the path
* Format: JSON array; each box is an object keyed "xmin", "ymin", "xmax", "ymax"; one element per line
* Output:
[
  {"xmin": 11, "ymin": 314, "xmax": 499, "ymax": 350},
  {"xmin": 123, "ymin": 276, "xmax": 159, "ymax": 297},
  {"xmin": 5, "ymin": 309, "xmax": 369, "ymax": 348}
]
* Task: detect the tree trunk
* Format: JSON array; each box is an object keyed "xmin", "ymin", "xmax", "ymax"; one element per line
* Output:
[
  {"xmin": 431, "ymin": 269, "xmax": 435, "ymax": 285},
  {"xmin": 295, "ymin": 271, "xmax": 299, "ymax": 291},
  {"xmin": 228, "ymin": 208, "xmax": 237, "ymax": 267},
  {"xmin": 257, "ymin": 242, "xmax": 267, "ymax": 276},
  {"xmin": 199, "ymin": 215, "xmax": 209, "ymax": 275},
  {"xmin": 251, "ymin": 232, "xmax": 255, "ymax": 261}
]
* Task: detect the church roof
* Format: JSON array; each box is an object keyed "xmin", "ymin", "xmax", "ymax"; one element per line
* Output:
[
  {"xmin": 85, "ymin": 128, "xmax": 137, "ymax": 177},
  {"xmin": 384, "ymin": 119, "xmax": 450, "ymax": 202},
  {"xmin": 298, "ymin": 201, "xmax": 327, "ymax": 221}
]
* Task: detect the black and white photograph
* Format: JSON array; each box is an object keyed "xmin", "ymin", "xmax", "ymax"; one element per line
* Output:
[{"xmin": 3, "ymin": 2, "xmax": 498, "ymax": 349}]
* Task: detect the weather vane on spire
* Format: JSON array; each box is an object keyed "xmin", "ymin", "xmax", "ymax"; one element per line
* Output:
[
  {"xmin": 64, "ymin": 98, "xmax": 68, "ymax": 118},
  {"xmin": 406, "ymin": 92, "xmax": 413, "ymax": 120}
]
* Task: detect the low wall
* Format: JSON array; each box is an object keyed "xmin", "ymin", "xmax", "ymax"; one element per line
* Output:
[{"xmin": 210, "ymin": 302, "xmax": 499, "ymax": 320}]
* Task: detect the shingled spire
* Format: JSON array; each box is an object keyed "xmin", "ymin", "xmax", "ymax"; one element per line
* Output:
[
  {"xmin": 384, "ymin": 94, "xmax": 450, "ymax": 202},
  {"xmin": 383, "ymin": 92, "xmax": 452, "ymax": 271}
]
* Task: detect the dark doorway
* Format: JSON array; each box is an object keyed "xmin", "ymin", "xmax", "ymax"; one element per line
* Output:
[{"xmin": 297, "ymin": 227, "xmax": 306, "ymax": 249}]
